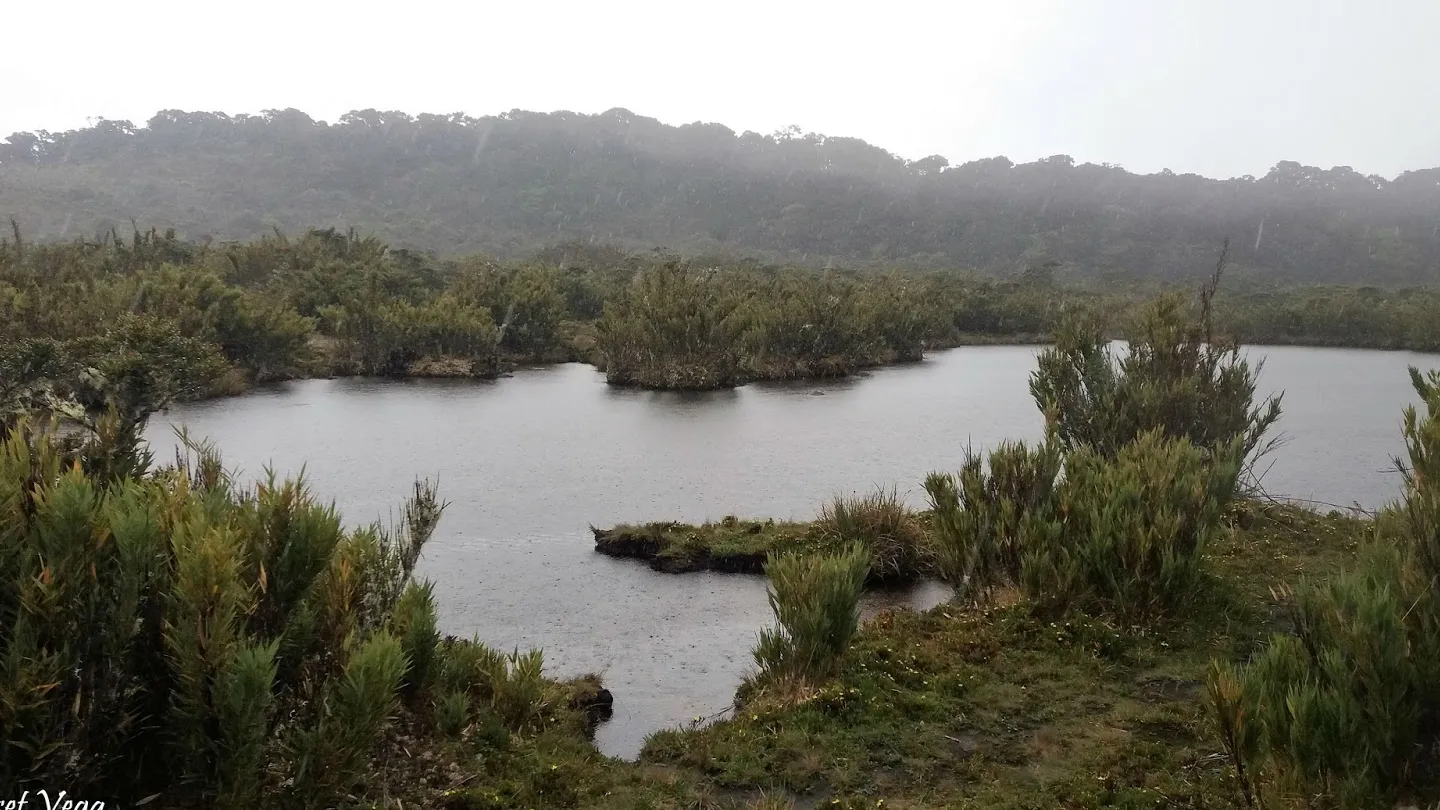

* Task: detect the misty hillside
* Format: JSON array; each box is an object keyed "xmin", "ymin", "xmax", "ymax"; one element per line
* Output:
[{"xmin": 2, "ymin": 107, "xmax": 1438, "ymax": 283}]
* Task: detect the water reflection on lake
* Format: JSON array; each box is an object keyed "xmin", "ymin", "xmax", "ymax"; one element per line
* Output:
[{"xmin": 145, "ymin": 345, "xmax": 1439, "ymax": 757}]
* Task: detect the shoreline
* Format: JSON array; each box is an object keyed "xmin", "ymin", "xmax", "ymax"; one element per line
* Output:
[{"xmin": 207, "ymin": 336, "xmax": 1440, "ymax": 402}]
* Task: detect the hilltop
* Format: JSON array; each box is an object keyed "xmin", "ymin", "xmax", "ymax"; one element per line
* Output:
[{"xmin": 3, "ymin": 107, "xmax": 1439, "ymax": 283}]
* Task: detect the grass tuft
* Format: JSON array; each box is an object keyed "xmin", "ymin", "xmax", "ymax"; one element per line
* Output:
[{"xmin": 816, "ymin": 487, "xmax": 928, "ymax": 584}]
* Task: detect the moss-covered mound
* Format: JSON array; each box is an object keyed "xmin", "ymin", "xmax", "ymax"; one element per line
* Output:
[{"xmin": 593, "ymin": 518, "xmax": 823, "ymax": 575}]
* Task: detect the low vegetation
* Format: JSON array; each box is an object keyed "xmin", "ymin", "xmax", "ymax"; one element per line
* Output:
[
  {"xmin": 0, "ymin": 422, "xmax": 608, "ymax": 807},
  {"xmin": 7, "ymin": 228, "xmax": 1440, "ymax": 808},
  {"xmin": 1206, "ymin": 367, "xmax": 1440, "ymax": 808},
  {"xmin": 5, "ymin": 227, "xmax": 1440, "ymax": 398},
  {"xmin": 636, "ymin": 502, "xmax": 1370, "ymax": 809},
  {"xmin": 595, "ymin": 490, "xmax": 931, "ymax": 583},
  {"xmin": 593, "ymin": 517, "xmax": 822, "ymax": 574},
  {"xmin": 751, "ymin": 544, "xmax": 871, "ymax": 685}
]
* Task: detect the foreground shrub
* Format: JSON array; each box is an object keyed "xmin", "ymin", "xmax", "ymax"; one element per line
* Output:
[
  {"xmin": 0, "ymin": 422, "xmax": 477, "ymax": 805},
  {"xmin": 1208, "ymin": 368, "xmax": 1440, "ymax": 808},
  {"xmin": 923, "ymin": 439, "xmax": 1061, "ymax": 597},
  {"xmin": 1034, "ymin": 431, "xmax": 1241, "ymax": 616},
  {"xmin": 491, "ymin": 649, "xmax": 550, "ymax": 730},
  {"xmin": 753, "ymin": 544, "xmax": 870, "ymax": 682},
  {"xmin": 816, "ymin": 487, "xmax": 927, "ymax": 583},
  {"xmin": 927, "ymin": 431, "xmax": 1240, "ymax": 619}
]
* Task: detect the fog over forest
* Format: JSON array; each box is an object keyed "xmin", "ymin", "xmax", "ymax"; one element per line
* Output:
[{"xmin": 2, "ymin": 107, "xmax": 1438, "ymax": 285}]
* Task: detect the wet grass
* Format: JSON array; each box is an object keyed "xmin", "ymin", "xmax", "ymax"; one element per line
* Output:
[
  {"xmin": 595, "ymin": 500, "xmax": 935, "ymax": 584},
  {"xmin": 420, "ymin": 501, "xmax": 1378, "ymax": 809},
  {"xmin": 593, "ymin": 517, "xmax": 825, "ymax": 574},
  {"xmin": 552, "ymin": 500, "xmax": 1372, "ymax": 810}
]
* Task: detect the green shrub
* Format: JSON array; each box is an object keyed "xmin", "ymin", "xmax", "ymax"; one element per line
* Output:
[
  {"xmin": 1026, "ymin": 431, "xmax": 1241, "ymax": 617},
  {"xmin": 1400, "ymin": 366, "xmax": 1440, "ymax": 587},
  {"xmin": 213, "ymin": 641, "xmax": 281, "ymax": 808},
  {"xmin": 927, "ymin": 431, "xmax": 1239, "ymax": 619},
  {"xmin": 753, "ymin": 544, "xmax": 870, "ymax": 682},
  {"xmin": 438, "ymin": 636, "xmax": 509, "ymax": 701},
  {"xmin": 595, "ymin": 258, "xmax": 745, "ymax": 389},
  {"xmin": 490, "ymin": 649, "xmax": 549, "ymax": 731},
  {"xmin": 0, "ymin": 421, "xmax": 463, "ymax": 804},
  {"xmin": 738, "ymin": 275, "xmax": 879, "ymax": 379},
  {"xmin": 325, "ymin": 292, "xmax": 500, "ymax": 377},
  {"xmin": 1030, "ymin": 285, "xmax": 1281, "ymax": 484},
  {"xmin": 816, "ymin": 487, "xmax": 927, "ymax": 583},
  {"xmin": 435, "ymin": 690, "xmax": 472, "ymax": 737},
  {"xmin": 391, "ymin": 581, "xmax": 441, "ymax": 700},
  {"xmin": 924, "ymin": 439, "xmax": 1061, "ymax": 596},
  {"xmin": 289, "ymin": 632, "xmax": 409, "ymax": 803},
  {"xmin": 1208, "ymin": 367, "xmax": 1440, "ymax": 808}
]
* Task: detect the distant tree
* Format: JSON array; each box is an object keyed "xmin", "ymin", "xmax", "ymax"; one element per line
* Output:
[{"xmin": 0, "ymin": 109, "xmax": 1437, "ymax": 282}]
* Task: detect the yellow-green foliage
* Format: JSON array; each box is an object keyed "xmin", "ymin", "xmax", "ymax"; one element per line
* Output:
[
  {"xmin": 0, "ymin": 422, "xmax": 481, "ymax": 806},
  {"xmin": 1209, "ymin": 367, "xmax": 1440, "ymax": 808},
  {"xmin": 927, "ymin": 431, "xmax": 1239, "ymax": 619},
  {"xmin": 753, "ymin": 544, "xmax": 870, "ymax": 682},
  {"xmin": 1029, "ymin": 431, "xmax": 1241, "ymax": 617},
  {"xmin": 924, "ymin": 439, "xmax": 1062, "ymax": 596},
  {"xmin": 816, "ymin": 487, "xmax": 928, "ymax": 583}
]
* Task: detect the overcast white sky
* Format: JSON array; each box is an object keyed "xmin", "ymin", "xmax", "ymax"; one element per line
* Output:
[{"xmin": 4, "ymin": 0, "xmax": 1437, "ymax": 179}]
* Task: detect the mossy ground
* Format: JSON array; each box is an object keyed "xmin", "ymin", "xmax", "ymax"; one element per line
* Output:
[
  {"xmin": 594, "ymin": 509, "xmax": 939, "ymax": 581},
  {"xmin": 593, "ymin": 518, "xmax": 837, "ymax": 575},
  {"xmin": 425, "ymin": 500, "xmax": 1373, "ymax": 809}
]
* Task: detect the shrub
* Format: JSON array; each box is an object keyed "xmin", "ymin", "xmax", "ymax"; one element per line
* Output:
[
  {"xmin": 325, "ymin": 292, "xmax": 500, "ymax": 377},
  {"xmin": 1030, "ymin": 268, "xmax": 1281, "ymax": 486},
  {"xmin": 392, "ymin": 581, "xmax": 442, "ymax": 700},
  {"xmin": 0, "ymin": 421, "xmax": 477, "ymax": 805},
  {"xmin": 753, "ymin": 543, "xmax": 870, "ymax": 682},
  {"xmin": 289, "ymin": 632, "xmax": 409, "ymax": 803},
  {"xmin": 595, "ymin": 258, "xmax": 745, "ymax": 389},
  {"xmin": 816, "ymin": 487, "xmax": 927, "ymax": 583},
  {"xmin": 438, "ymin": 635, "xmax": 509, "ymax": 702},
  {"xmin": 926, "ymin": 431, "xmax": 1240, "ymax": 619},
  {"xmin": 490, "ymin": 649, "xmax": 549, "ymax": 731},
  {"xmin": 435, "ymin": 690, "xmax": 472, "ymax": 737},
  {"xmin": 1029, "ymin": 431, "xmax": 1241, "ymax": 617},
  {"xmin": 924, "ymin": 439, "xmax": 1061, "ymax": 597},
  {"xmin": 1207, "ymin": 367, "xmax": 1440, "ymax": 808}
]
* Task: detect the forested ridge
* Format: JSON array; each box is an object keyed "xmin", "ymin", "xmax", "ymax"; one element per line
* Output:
[{"xmin": 3, "ymin": 107, "xmax": 1439, "ymax": 284}]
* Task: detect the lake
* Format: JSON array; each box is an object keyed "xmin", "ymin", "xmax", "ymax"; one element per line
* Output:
[{"xmin": 143, "ymin": 345, "xmax": 1439, "ymax": 758}]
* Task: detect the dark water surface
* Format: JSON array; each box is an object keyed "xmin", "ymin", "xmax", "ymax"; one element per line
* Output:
[{"xmin": 143, "ymin": 346, "xmax": 1440, "ymax": 757}]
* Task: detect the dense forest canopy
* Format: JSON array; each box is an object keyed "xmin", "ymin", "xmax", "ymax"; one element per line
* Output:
[{"xmin": 3, "ymin": 108, "xmax": 1439, "ymax": 284}]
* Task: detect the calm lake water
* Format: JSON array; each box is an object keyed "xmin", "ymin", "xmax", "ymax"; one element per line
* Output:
[{"xmin": 143, "ymin": 345, "xmax": 1440, "ymax": 758}]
